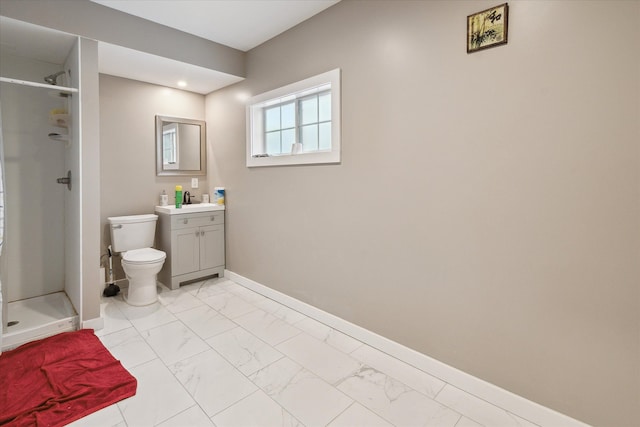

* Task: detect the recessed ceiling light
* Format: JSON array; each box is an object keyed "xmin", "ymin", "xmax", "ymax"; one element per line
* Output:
[{"xmin": 177, "ymin": 80, "xmax": 187, "ymax": 87}]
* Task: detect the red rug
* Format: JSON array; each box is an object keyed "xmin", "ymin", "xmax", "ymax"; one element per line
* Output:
[{"xmin": 0, "ymin": 329, "xmax": 137, "ymax": 427}]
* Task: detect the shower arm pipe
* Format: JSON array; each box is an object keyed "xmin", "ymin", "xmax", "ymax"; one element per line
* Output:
[{"xmin": 0, "ymin": 76, "xmax": 78, "ymax": 93}]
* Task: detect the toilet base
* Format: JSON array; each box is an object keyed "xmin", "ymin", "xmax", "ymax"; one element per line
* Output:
[
  {"xmin": 124, "ymin": 275, "xmax": 159, "ymax": 306},
  {"xmin": 121, "ymin": 255, "xmax": 165, "ymax": 306}
]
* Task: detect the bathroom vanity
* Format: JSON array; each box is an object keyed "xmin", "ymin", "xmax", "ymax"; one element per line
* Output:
[{"xmin": 155, "ymin": 204, "xmax": 225, "ymax": 289}]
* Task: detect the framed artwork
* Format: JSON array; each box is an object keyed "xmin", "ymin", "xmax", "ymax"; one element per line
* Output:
[{"xmin": 467, "ymin": 3, "xmax": 509, "ymax": 53}]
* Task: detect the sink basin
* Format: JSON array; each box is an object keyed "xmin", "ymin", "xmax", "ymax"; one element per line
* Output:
[{"xmin": 155, "ymin": 203, "xmax": 225, "ymax": 215}]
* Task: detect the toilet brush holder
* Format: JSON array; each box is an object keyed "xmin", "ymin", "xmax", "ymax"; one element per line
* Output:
[{"xmin": 103, "ymin": 246, "xmax": 120, "ymax": 297}]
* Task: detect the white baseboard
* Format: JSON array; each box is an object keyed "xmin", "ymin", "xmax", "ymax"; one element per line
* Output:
[
  {"xmin": 82, "ymin": 315, "xmax": 104, "ymax": 331},
  {"xmin": 225, "ymin": 269, "xmax": 589, "ymax": 427}
]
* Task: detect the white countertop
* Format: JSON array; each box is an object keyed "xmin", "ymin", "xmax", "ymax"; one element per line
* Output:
[{"xmin": 155, "ymin": 203, "xmax": 225, "ymax": 215}]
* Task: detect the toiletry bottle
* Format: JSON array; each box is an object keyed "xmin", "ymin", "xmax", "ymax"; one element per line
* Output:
[
  {"xmin": 215, "ymin": 187, "xmax": 225, "ymax": 205},
  {"xmin": 160, "ymin": 190, "xmax": 168, "ymax": 206},
  {"xmin": 175, "ymin": 185, "xmax": 182, "ymax": 208}
]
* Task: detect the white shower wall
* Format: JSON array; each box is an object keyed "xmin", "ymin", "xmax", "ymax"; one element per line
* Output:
[{"xmin": 0, "ymin": 53, "xmax": 66, "ymax": 301}]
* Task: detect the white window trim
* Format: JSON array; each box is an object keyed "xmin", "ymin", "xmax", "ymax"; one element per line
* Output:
[
  {"xmin": 162, "ymin": 123, "xmax": 179, "ymax": 169},
  {"xmin": 246, "ymin": 68, "xmax": 341, "ymax": 167}
]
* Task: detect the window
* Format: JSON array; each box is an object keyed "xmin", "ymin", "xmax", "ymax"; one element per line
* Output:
[
  {"xmin": 247, "ymin": 68, "xmax": 341, "ymax": 167},
  {"xmin": 162, "ymin": 123, "xmax": 178, "ymax": 169}
]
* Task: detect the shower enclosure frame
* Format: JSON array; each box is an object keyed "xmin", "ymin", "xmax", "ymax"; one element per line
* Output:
[
  {"xmin": 0, "ymin": 76, "xmax": 77, "ymax": 350},
  {"xmin": 0, "ymin": 21, "xmax": 102, "ymax": 351}
]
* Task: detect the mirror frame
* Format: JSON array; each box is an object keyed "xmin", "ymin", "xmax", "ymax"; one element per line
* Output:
[{"xmin": 155, "ymin": 115, "xmax": 207, "ymax": 176}]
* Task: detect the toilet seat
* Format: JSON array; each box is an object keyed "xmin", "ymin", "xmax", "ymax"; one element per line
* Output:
[{"xmin": 122, "ymin": 248, "xmax": 166, "ymax": 265}]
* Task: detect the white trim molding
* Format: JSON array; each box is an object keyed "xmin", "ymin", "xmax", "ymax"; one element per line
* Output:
[
  {"xmin": 246, "ymin": 68, "xmax": 341, "ymax": 167},
  {"xmin": 82, "ymin": 315, "xmax": 104, "ymax": 331},
  {"xmin": 225, "ymin": 269, "xmax": 590, "ymax": 427}
]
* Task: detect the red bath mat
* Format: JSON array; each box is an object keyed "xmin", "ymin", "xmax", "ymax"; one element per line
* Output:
[{"xmin": 0, "ymin": 329, "xmax": 137, "ymax": 427}]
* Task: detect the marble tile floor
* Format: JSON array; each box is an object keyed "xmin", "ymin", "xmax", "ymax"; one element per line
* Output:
[{"xmin": 69, "ymin": 277, "xmax": 540, "ymax": 427}]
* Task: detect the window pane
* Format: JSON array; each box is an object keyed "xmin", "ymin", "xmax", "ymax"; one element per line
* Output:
[
  {"xmin": 265, "ymin": 107, "xmax": 280, "ymax": 132},
  {"xmin": 319, "ymin": 122, "xmax": 331, "ymax": 150},
  {"xmin": 319, "ymin": 93, "xmax": 331, "ymax": 122},
  {"xmin": 301, "ymin": 124, "xmax": 318, "ymax": 152},
  {"xmin": 282, "ymin": 129, "xmax": 296, "ymax": 152},
  {"xmin": 163, "ymin": 131, "xmax": 176, "ymax": 163},
  {"xmin": 281, "ymin": 102, "xmax": 295, "ymax": 129},
  {"xmin": 300, "ymin": 96, "xmax": 318, "ymax": 125},
  {"xmin": 266, "ymin": 131, "xmax": 281, "ymax": 155}
]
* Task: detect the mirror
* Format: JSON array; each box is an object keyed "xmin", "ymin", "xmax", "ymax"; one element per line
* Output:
[{"xmin": 156, "ymin": 115, "xmax": 206, "ymax": 176}]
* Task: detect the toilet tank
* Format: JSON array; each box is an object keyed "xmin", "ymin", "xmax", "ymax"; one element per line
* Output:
[{"xmin": 108, "ymin": 214, "xmax": 158, "ymax": 252}]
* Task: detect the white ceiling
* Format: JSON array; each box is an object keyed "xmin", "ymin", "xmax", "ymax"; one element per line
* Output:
[
  {"xmin": 0, "ymin": 17, "xmax": 77, "ymax": 65},
  {"xmin": 92, "ymin": 0, "xmax": 340, "ymax": 52},
  {"xmin": 93, "ymin": 0, "xmax": 339, "ymax": 93},
  {"xmin": 1, "ymin": 1, "xmax": 339, "ymax": 94},
  {"xmin": 97, "ymin": 43, "xmax": 245, "ymax": 95}
]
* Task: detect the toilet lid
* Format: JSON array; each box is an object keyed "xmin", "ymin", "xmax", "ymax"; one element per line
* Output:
[{"xmin": 122, "ymin": 248, "xmax": 166, "ymax": 264}]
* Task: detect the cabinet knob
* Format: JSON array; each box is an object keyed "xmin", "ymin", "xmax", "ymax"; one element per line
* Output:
[
  {"xmin": 195, "ymin": 231, "xmax": 200, "ymax": 237},
  {"xmin": 201, "ymin": 231, "xmax": 205, "ymax": 236},
  {"xmin": 183, "ymin": 219, "xmax": 188, "ymax": 224},
  {"xmin": 210, "ymin": 216, "xmax": 215, "ymax": 221}
]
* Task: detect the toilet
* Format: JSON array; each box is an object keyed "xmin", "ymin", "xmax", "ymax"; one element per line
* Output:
[{"xmin": 108, "ymin": 214, "xmax": 166, "ymax": 306}]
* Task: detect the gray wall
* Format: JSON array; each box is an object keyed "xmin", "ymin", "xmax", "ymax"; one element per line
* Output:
[
  {"xmin": 76, "ymin": 37, "xmax": 101, "ymax": 324},
  {"xmin": 99, "ymin": 74, "xmax": 208, "ymax": 277},
  {"xmin": 205, "ymin": 1, "xmax": 640, "ymax": 425}
]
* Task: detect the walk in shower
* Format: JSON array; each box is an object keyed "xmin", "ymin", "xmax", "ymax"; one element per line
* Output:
[{"xmin": 0, "ymin": 18, "xmax": 81, "ymax": 351}]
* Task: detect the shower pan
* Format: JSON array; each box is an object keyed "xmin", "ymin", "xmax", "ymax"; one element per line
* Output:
[{"xmin": 3, "ymin": 294, "xmax": 76, "ymax": 350}]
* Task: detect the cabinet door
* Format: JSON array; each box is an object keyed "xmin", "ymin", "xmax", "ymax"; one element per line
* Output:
[
  {"xmin": 172, "ymin": 227, "xmax": 200, "ymax": 276},
  {"xmin": 199, "ymin": 224, "xmax": 225, "ymax": 271}
]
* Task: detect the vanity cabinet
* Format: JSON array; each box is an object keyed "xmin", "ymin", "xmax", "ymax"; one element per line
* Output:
[{"xmin": 156, "ymin": 210, "xmax": 225, "ymax": 289}]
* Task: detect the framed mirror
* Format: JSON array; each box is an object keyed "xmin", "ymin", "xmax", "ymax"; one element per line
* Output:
[{"xmin": 156, "ymin": 115, "xmax": 206, "ymax": 176}]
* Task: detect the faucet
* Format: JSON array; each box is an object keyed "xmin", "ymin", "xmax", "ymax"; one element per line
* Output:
[{"xmin": 183, "ymin": 191, "xmax": 191, "ymax": 205}]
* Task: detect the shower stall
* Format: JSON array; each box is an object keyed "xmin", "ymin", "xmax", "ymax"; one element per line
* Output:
[{"xmin": 0, "ymin": 17, "xmax": 101, "ymax": 351}]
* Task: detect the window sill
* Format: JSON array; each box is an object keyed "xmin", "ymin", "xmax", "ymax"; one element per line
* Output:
[{"xmin": 246, "ymin": 150, "xmax": 340, "ymax": 167}]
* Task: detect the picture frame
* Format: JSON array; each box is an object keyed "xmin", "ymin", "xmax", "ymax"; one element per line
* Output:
[{"xmin": 467, "ymin": 3, "xmax": 509, "ymax": 53}]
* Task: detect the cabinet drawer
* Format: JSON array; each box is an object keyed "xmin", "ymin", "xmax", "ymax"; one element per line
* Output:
[{"xmin": 171, "ymin": 212, "xmax": 224, "ymax": 230}]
